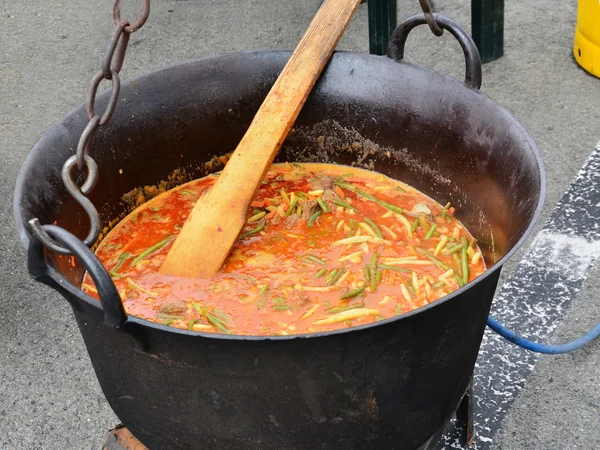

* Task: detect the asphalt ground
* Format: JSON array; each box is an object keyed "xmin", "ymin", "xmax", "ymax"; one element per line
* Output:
[{"xmin": 1, "ymin": 0, "xmax": 598, "ymax": 448}]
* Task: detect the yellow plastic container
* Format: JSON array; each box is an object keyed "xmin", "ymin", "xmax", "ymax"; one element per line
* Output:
[{"xmin": 574, "ymin": 0, "xmax": 600, "ymax": 78}]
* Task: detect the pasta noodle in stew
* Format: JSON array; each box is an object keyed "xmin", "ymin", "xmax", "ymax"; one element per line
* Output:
[{"xmin": 82, "ymin": 163, "xmax": 486, "ymax": 335}]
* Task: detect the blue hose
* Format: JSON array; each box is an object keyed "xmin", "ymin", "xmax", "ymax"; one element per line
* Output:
[{"xmin": 487, "ymin": 316, "xmax": 600, "ymax": 354}]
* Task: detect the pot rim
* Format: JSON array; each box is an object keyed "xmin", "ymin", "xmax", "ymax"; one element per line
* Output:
[{"xmin": 14, "ymin": 49, "xmax": 547, "ymax": 341}]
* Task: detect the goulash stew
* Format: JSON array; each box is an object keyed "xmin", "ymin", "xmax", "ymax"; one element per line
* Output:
[{"xmin": 82, "ymin": 163, "xmax": 486, "ymax": 335}]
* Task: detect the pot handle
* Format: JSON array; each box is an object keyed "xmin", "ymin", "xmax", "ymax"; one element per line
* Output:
[
  {"xmin": 28, "ymin": 225, "xmax": 127, "ymax": 328},
  {"xmin": 386, "ymin": 13, "xmax": 482, "ymax": 90}
]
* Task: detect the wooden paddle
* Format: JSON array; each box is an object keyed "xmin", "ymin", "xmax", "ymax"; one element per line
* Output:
[{"xmin": 160, "ymin": 0, "xmax": 362, "ymax": 278}]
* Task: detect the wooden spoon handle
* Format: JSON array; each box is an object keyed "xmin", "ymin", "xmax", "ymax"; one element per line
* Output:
[{"xmin": 160, "ymin": 0, "xmax": 362, "ymax": 278}]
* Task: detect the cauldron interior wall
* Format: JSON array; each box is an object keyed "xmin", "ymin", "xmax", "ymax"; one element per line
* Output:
[{"xmin": 14, "ymin": 51, "xmax": 544, "ymax": 449}]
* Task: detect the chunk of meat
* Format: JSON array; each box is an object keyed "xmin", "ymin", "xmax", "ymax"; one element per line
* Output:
[
  {"xmin": 289, "ymin": 291, "xmax": 311, "ymax": 306},
  {"xmin": 321, "ymin": 188, "xmax": 338, "ymax": 211},
  {"xmin": 312, "ymin": 175, "xmax": 334, "ymax": 191},
  {"xmin": 301, "ymin": 200, "xmax": 318, "ymax": 220},
  {"xmin": 158, "ymin": 301, "xmax": 187, "ymax": 315},
  {"xmin": 284, "ymin": 214, "xmax": 300, "ymax": 227},
  {"xmin": 271, "ymin": 214, "xmax": 282, "ymax": 225}
]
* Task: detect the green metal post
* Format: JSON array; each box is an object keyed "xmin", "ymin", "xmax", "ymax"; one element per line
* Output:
[
  {"xmin": 368, "ymin": 0, "xmax": 397, "ymax": 55},
  {"xmin": 471, "ymin": 0, "xmax": 504, "ymax": 63}
]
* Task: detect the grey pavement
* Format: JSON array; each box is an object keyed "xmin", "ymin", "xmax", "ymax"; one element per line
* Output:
[{"xmin": 0, "ymin": 0, "xmax": 598, "ymax": 449}]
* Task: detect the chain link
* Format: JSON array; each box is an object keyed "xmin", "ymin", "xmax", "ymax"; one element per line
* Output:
[
  {"xmin": 29, "ymin": 1, "xmax": 151, "ymax": 254},
  {"xmin": 418, "ymin": 0, "xmax": 444, "ymax": 36}
]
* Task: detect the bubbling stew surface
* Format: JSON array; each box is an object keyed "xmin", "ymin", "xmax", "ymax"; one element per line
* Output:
[{"xmin": 83, "ymin": 163, "xmax": 486, "ymax": 336}]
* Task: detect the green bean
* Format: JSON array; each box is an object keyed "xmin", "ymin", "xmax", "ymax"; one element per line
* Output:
[
  {"xmin": 238, "ymin": 274, "xmax": 258, "ymax": 284},
  {"xmin": 375, "ymin": 270, "xmax": 382, "ymax": 283},
  {"xmin": 178, "ymin": 189, "xmax": 196, "ymax": 196},
  {"xmin": 453, "ymin": 253, "xmax": 461, "ymax": 265},
  {"xmin": 440, "ymin": 202, "xmax": 451, "ymax": 219},
  {"xmin": 468, "ymin": 238, "xmax": 477, "ymax": 249},
  {"xmin": 188, "ymin": 319, "xmax": 199, "ymax": 330},
  {"xmin": 378, "ymin": 264, "xmax": 412, "ymax": 274},
  {"xmin": 364, "ymin": 265, "xmax": 371, "ymax": 282},
  {"xmin": 248, "ymin": 211, "xmax": 266, "ymax": 223},
  {"xmin": 239, "ymin": 221, "xmax": 265, "ymax": 239},
  {"xmin": 327, "ymin": 268, "xmax": 346, "ymax": 286},
  {"xmin": 396, "ymin": 186, "xmax": 406, "ymax": 193},
  {"xmin": 258, "ymin": 298, "xmax": 266, "ymax": 310},
  {"xmin": 334, "ymin": 198, "xmax": 359, "ymax": 211},
  {"xmin": 333, "ymin": 180, "xmax": 357, "ymax": 191},
  {"xmin": 315, "ymin": 268, "xmax": 328, "ymax": 278},
  {"xmin": 432, "ymin": 281, "xmax": 446, "ymax": 289},
  {"xmin": 368, "ymin": 253, "xmax": 379, "ymax": 291},
  {"xmin": 325, "ymin": 268, "xmax": 338, "ymax": 282},
  {"xmin": 416, "ymin": 247, "xmax": 451, "ymax": 271},
  {"xmin": 461, "ymin": 237, "xmax": 469, "ymax": 285},
  {"xmin": 443, "ymin": 243, "xmax": 464, "ymax": 255},
  {"xmin": 394, "ymin": 304, "xmax": 403, "ymax": 314},
  {"xmin": 259, "ymin": 284, "xmax": 269, "ymax": 296},
  {"xmin": 112, "ymin": 251, "xmax": 131, "ymax": 273},
  {"xmin": 326, "ymin": 302, "xmax": 365, "ymax": 313},
  {"xmin": 367, "ymin": 195, "xmax": 404, "ymax": 214},
  {"xmin": 272, "ymin": 305, "xmax": 297, "ymax": 311},
  {"xmin": 411, "ymin": 218, "xmax": 420, "ymax": 232},
  {"xmin": 424, "ymin": 224, "xmax": 438, "ymax": 240},
  {"xmin": 305, "ymin": 254, "xmax": 327, "ymax": 265},
  {"xmin": 316, "ymin": 197, "xmax": 329, "ymax": 213},
  {"xmin": 308, "ymin": 210, "xmax": 322, "ymax": 227},
  {"xmin": 285, "ymin": 197, "xmax": 299, "ymax": 217},
  {"xmin": 364, "ymin": 218, "xmax": 383, "ymax": 239},
  {"xmin": 157, "ymin": 314, "xmax": 185, "ymax": 320},
  {"xmin": 454, "ymin": 275, "xmax": 465, "ymax": 288},
  {"xmin": 130, "ymin": 236, "xmax": 172, "ymax": 267},
  {"xmin": 206, "ymin": 313, "xmax": 230, "ymax": 334},
  {"xmin": 295, "ymin": 192, "xmax": 307, "ymax": 199},
  {"xmin": 213, "ymin": 307, "xmax": 232, "ymax": 323},
  {"xmin": 369, "ymin": 252, "xmax": 379, "ymax": 273},
  {"xmin": 298, "ymin": 256, "xmax": 315, "ymax": 265},
  {"xmin": 340, "ymin": 285, "xmax": 367, "ymax": 299},
  {"xmin": 348, "ymin": 219, "xmax": 360, "ymax": 230},
  {"xmin": 271, "ymin": 296, "xmax": 286, "ymax": 305},
  {"xmin": 356, "ymin": 186, "xmax": 404, "ymax": 213},
  {"xmin": 334, "ymin": 180, "xmax": 403, "ymax": 214},
  {"xmin": 407, "ymin": 285, "xmax": 416, "ymax": 295}
]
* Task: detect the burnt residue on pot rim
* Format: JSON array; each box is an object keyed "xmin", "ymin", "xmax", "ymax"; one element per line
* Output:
[{"xmin": 13, "ymin": 50, "xmax": 547, "ymax": 342}]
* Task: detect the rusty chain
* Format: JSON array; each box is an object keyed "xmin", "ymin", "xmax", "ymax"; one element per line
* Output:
[
  {"xmin": 29, "ymin": 0, "xmax": 151, "ymax": 255},
  {"xmin": 418, "ymin": 0, "xmax": 444, "ymax": 36}
]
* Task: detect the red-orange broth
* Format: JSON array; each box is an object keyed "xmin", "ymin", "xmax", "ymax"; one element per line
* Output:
[{"xmin": 82, "ymin": 163, "xmax": 486, "ymax": 335}]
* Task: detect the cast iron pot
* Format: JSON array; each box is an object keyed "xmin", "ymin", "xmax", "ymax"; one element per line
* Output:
[{"xmin": 14, "ymin": 15, "xmax": 545, "ymax": 450}]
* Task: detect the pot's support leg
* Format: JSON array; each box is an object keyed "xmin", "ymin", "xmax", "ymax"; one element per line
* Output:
[
  {"xmin": 368, "ymin": 0, "xmax": 397, "ymax": 55},
  {"xmin": 456, "ymin": 374, "xmax": 475, "ymax": 446},
  {"xmin": 103, "ymin": 425, "xmax": 147, "ymax": 450},
  {"xmin": 472, "ymin": 0, "xmax": 504, "ymax": 63}
]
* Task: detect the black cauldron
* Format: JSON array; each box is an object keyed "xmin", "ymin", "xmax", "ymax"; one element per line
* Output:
[{"xmin": 14, "ymin": 15, "xmax": 545, "ymax": 450}]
